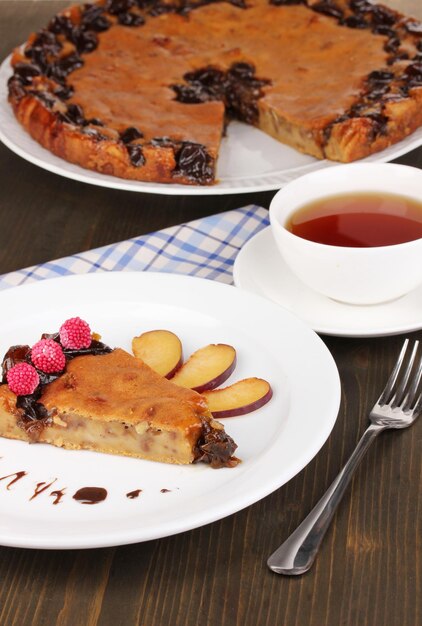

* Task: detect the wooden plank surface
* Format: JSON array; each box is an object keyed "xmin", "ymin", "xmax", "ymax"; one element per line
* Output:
[{"xmin": 0, "ymin": 3, "xmax": 421, "ymax": 626}]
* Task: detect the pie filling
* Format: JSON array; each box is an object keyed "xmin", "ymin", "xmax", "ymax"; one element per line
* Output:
[
  {"xmin": 7, "ymin": 0, "xmax": 422, "ymax": 183},
  {"xmin": 0, "ymin": 333, "xmax": 238, "ymax": 468}
]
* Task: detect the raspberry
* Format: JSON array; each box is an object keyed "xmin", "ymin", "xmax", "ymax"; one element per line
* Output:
[
  {"xmin": 7, "ymin": 362, "xmax": 40, "ymax": 396},
  {"xmin": 59, "ymin": 317, "xmax": 92, "ymax": 350},
  {"xmin": 31, "ymin": 339, "xmax": 66, "ymax": 373}
]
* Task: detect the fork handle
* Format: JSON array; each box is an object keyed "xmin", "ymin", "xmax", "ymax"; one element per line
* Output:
[{"xmin": 267, "ymin": 423, "xmax": 385, "ymax": 575}]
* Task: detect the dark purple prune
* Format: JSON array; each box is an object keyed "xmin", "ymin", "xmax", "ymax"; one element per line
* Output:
[
  {"xmin": 106, "ymin": 0, "xmax": 135, "ymax": 14},
  {"xmin": 25, "ymin": 47, "xmax": 49, "ymax": 74},
  {"xmin": 81, "ymin": 4, "xmax": 111, "ymax": 31},
  {"xmin": 405, "ymin": 21, "xmax": 422, "ymax": 35},
  {"xmin": 54, "ymin": 83, "xmax": 74, "ymax": 100},
  {"xmin": 120, "ymin": 126, "xmax": 144, "ymax": 143},
  {"xmin": 349, "ymin": 0, "xmax": 372, "ymax": 12},
  {"xmin": 384, "ymin": 37, "xmax": 400, "ymax": 53},
  {"xmin": 416, "ymin": 40, "xmax": 422, "ymax": 53},
  {"xmin": 387, "ymin": 51, "xmax": 409, "ymax": 65},
  {"xmin": 185, "ymin": 66, "xmax": 225, "ymax": 87},
  {"xmin": 87, "ymin": 117, "xmax": 104, "ymax": 126},
  {"xmin": 49, "ymin": 14, "xmax": 74, "ymax": 36},
  {"xmin": 117, "ymin": 11, "xmax": 145, "ymax": 25},
  {"xmin": 228, "ymin": 62, "xmax": 255, "ymax": 80},
  {"xmin": 172, "ymin": 83, "xmax": 210, "ymax": 103},
  {"xmin": 70, "ymin": 28, "xmax": 98, "ymax": 54},
  {"xmin": 16, "ymin": 395, "xmax": 48, "ymax": 421},
  {"xmin": 366, "ymin": 84, "xmax": 390, "ymax": 99},
  {"xmin": 366, "ymin": 112, "xmax": 388, "ymax": 138},
  {"xmin": 312, "ymin": 2, "xmax": 344, "ymax": 19},
  {"xmin": 59, "ymin": 103, "xmax": 86, "ymax": 125},
  {"xmin": 13, "ymin": 63, "xmax": 41, "ymax": 85},
  {"xmin": 174, "ymin": 142, "xmax": 214, "ymax": 184},
  {"xmin": 7, "ymin": 77, "xmax": 27, "ymax": 100},
  {"xmin": 404, "ymin": 62, "xmax": 422, "ymax": 82},
  {"xmin": 54, "ymin": 53, "xmax": 83, "ymax": 78},
  {"xmin": 340, "ymin": 15, "xmax": 368, "ymax": 29},
  {"xmin": 372, "ymin": 25, "xmax": 395, "ymax": 37},
  {"xmin": 369, "ymin": 5, "xmax": 396, "ymax": 27},
  {"xmin": 32, "ymin": 29, "xmax": 61, "ymax": 50},
  {"xmin": 127, "ymin": 144, "xmax": 146, "ymax": 166},
  {"xmin": 1, "ymin": 345, "xmax": 31, "ymax": 383},
  {"xmin": 367, "ymin": 70, "xmax": 394, "ymax": 83}
]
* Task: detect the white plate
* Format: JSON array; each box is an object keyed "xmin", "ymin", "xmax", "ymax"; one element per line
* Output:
[
  {"xmin": 0, "ymin": 272, "xmax": 340, "ymax": 549},
  {"xmin": 233, "ymin": 227, "xmax": 422, "ymax": 338},
  {"xmin": 1, "ymin": 55, "xmax": 422, "ymax": 196}
]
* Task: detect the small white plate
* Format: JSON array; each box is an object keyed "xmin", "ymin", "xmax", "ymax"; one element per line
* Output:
[
  {"xmin": 1, "ymin": 55, "xmax": 422, "ymax": 195},
  {"xmin": 0, "ymin": 272, "xmax": 340, "ymax": 549},
  {"xmin": 233, "ymin": 227, "xmax": 422, "ymax": 338}
]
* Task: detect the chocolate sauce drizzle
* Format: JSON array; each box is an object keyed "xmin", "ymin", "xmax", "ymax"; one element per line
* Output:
[
  {"xmin": 50, "ymin": 488, "xmax": 66, "ymax": 504},
  {"xmin": 126, "ymin": 488, "xmax": 142, "ymax": 498},
  {"xmin": 73, "ymin": 486, "xmax": 108, "ymax": 504},
  {"xmin": 30, "ymin": 479, "xmax": 57, "ymax": 500},
  {"xmin": 0, "ymin": 471, "xmax": 27, "ymax": 489},
  {"xmin": 1, "ymin": 333, "xmax": 112, "ymax": 436}
]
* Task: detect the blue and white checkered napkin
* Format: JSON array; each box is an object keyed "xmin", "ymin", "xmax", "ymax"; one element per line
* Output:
[{"xmin": 0, "ymin": 205, "xmax": 269, "ymax": 290}]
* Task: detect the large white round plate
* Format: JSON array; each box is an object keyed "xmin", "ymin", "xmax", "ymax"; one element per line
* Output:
[
  {"xmin": 0, "ymin": 272, "xmax": 340, "ymax": 549},
  {"xmin": 1, "ymin": 56, "xmax": 422, "ymax": 196},
  {"xmin": 233, "ymin": 227, "xmax": 422, "ymax": 338}
]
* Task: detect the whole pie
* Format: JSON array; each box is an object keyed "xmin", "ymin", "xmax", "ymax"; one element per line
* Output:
[
  {"xmin": 7, "ymin": 0, "xmax": 422, "ymax": 185},
  {"xmin": 0, "ymin": 323, "xmax": 238, "ymax": 468}
]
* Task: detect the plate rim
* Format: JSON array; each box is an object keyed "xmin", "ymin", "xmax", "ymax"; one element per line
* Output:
[
  {"xmin": 233, "ymin": 227, "xmax": 422, "ymax": 338},
  {"xmin": 0, "ymin": 271, "xmax": 341, "ymax": 549},
  {"xmin": 1, "ymin": 55, "xmax": 422, "ymax": 196}
]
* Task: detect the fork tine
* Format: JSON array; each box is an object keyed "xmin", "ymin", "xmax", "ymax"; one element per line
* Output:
[
  {"xmin": 390, "ymin": 341, "xmax": 419, "ymax": 409},
  {"xmin": 402, "ymin": 350, "xmax": 422, "ymax": 411},
  {"xmin": 377, "ymin": 339, "xmax": 409, "ymax": 406}
]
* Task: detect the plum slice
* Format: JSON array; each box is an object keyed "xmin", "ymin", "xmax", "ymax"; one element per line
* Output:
[
  {"xmin": 171, "ymin": 344, "xmax": 237, "ymax": 393},
  {"xmin": 202, "ymin": 378, "xmax": 273, "ymax": 418},
  {"xmin": 132, "ymin": 329, "xmax": 183, "ymax": 378}
]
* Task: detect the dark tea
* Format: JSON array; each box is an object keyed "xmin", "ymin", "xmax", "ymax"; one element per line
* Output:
[{"xmin": 287, "ymin": 192, "xmax": 422, "ymax": 247}]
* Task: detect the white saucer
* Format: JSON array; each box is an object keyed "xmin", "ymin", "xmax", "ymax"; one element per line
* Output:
[{"xmin": 233, "ymin": 227, "xmax": 422, "ymax": 338}]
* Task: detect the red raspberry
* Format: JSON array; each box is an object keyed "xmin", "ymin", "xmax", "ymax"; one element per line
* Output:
[
  {"xmin": 7, "ymin": 362, "xmax": 40, "ymax": 396},
  {"xmin": 59, "ymin": 317, "xmax": 92, "ymax": 350},
  {"xmin": 31, "ymin": 339, "xmax": 66, "ymax": 373}
]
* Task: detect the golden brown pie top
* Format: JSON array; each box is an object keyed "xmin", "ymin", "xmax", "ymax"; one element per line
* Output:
[
  {"xmin": 69, "ymin": 2, "xmax": 388, "ymax": 139},
  {"xmin": 41, "ymin": 348, "xmax": 210, "ymax": 431},
  {"xmin": 7, "ymin": 0, "xmax": 422, "ymax": 183}
]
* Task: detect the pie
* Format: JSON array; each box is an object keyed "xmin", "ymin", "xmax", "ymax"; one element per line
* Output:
[
  {"xmin": 7, "ymin": 0, "xmax": 422, "ymax": 185},
  {"xmin": 0, "ymin": 326, "xmax": 239, "ymax": 468}
]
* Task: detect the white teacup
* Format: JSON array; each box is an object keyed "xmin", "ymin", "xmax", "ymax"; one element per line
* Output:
[{"xmin": 269, "ymin": 163, "xmax": 422, "ymax": 305}]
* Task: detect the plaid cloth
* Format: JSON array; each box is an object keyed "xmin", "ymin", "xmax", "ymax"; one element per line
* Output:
[{"xmin": 0, "ymin": 205, "xmax": 269, "ymax": 290}]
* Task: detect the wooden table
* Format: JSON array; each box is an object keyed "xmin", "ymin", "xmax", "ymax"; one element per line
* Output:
[{"xmin": 0, "ymin": 3, "xmax": 421, "ymax": 625}]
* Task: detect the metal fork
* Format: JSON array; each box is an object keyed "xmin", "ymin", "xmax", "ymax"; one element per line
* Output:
[{"xmin": 267, "ymin": 338, "xmax": 422, "ymax": 576}]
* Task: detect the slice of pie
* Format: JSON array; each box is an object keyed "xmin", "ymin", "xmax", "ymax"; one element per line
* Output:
[
  {"xmin": 7, "ymin": 0, "xmax": 422, "ymax": 185},
  {"xmin": 0, "ymin": 323, "xmax": 238, "ymax": 468}
]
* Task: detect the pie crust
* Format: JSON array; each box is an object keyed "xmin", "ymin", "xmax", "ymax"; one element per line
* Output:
[
  {"xmin": 7, "ymin": 0, "xmax": 422, "ymax": 184},
  {"xmin": 0, "ymin": 347, "xmax": 239, "ymax": 468}
]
